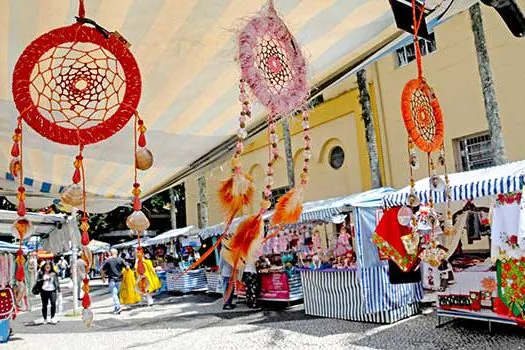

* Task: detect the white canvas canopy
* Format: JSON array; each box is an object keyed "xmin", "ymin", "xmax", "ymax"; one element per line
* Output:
[
  {"xmin": 144, "ymin": 225, "xmax": 198, "ymax": 246},
  {"xmin": 0, "ymin": 0, "xmax": 476, "ymax": 212}
]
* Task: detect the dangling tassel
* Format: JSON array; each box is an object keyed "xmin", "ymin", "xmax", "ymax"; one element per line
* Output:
[
  {"xmin": 15, "ymin": 249, "xmax": 25, "ymax": 282},
  {"xmin": 221, "ymin": 213, "xmax": 264, "ymax": 267},
  {"xmin": 221, "ymin": 213, "xmax": 264, "ymax": 304},
  {"xmin": 218, "ymin": 167, "xmax": 254, "ymax": 224},
  {"xmin": 272, "ymin": 186, "xmax": 305, "ymax": 225}
]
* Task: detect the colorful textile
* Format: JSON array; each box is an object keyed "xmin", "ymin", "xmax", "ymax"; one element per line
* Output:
[
  {"xmin": 120, "ymin": 268, "xmax": 141, "ymax": 305},
  {"xmin": 497, "ymin": 258, "xmax": 525, "ymax": 318},
  {"xmin": 491, "ymin": 192, "xmax": 525, "ymax": 259},
  {"xmin": 372, "ymin": 207, "xmax": 418, "ymax": 272},
  {"xmin": 143, "ymin": 259, "xmax": 161, "ymax": 294}
]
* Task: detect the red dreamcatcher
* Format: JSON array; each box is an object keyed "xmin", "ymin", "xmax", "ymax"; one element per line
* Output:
[
  {"xmin": 397, "ymin": 0, "xmax": 452, "ymax": 272},
  {"xmin": 10, "ymin": 0, "xmax": 152, "ymax": 326}
]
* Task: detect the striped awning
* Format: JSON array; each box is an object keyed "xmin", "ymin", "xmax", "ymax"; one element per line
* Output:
[
  {"xmin": 382, "ymin": 160, "xmax": 525, "ymax": 207},
  {"xmin": 0, "ymin": 0, "xmax": 475, "ymax": 212}
]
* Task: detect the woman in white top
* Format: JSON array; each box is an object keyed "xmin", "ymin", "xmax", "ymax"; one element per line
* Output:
[{"xmin": 35, "ymin": 262, "xmax": 61, "ymax": 325}]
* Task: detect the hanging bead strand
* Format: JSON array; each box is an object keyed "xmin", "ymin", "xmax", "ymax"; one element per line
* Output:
[
  {"xmin": 300, "ymin": 109, "xmax": 311, "ymax": 186},
  {"xmin": 12, "ymin": 116, "xmax": 28, "ymax": 291},
  {"xmin": 262, "ymin": 116, "xmax": 278, "ymax": 213},
  {"xmin": 127, "ymin": 112, "xmax": 150, "ymax": 295}
]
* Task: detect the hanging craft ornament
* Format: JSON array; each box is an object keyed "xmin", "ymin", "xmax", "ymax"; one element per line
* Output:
[
  {"xmin": 398, "ymin": 0, "xmax": 451, "ymax": 270},
  {"xmin": 237, "ymin": 0, "xmax": 310, "ymax": 227},
  {"xmin": 11, "ymin": 0, "xmax": 150, "ymax": 327}
]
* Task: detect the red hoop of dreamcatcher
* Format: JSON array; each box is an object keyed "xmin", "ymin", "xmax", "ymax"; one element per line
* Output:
[
  {"xmin": 401, "ymin": 79, "xmax": 444, "ymax": 153},
  {"xmin": 12, "ymin": 22, "xmax": 141, "ymax": 146},
  {"xmin": 238, "ymin": 2, "xmax": 308, "ymax": 116}
]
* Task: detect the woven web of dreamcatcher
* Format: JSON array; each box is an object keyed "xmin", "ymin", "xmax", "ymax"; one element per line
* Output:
[
  {"xmin": 410, "ymin": 87, "xmax": 436, "ymax": 143},
  {"xmin": 239, "ymin": 9, "xmax": 308, "ymax": 116},
  {"xmin": 255, "ymin": 34, "xmax": 293, "ymax": 96},
  {"xmin": 29, "ymin": 42, "xmax": 125, "ymax": 130}
]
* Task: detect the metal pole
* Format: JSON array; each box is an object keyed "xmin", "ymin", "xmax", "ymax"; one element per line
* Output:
[{"xmin": 71, "ymin": 243, "xmax": 79, "ymax": 314}]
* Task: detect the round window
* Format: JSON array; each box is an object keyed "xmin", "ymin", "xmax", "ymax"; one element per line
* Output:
[{"xmin": 329, "ymin": 146, "xmax": 345, "ymax": 169}]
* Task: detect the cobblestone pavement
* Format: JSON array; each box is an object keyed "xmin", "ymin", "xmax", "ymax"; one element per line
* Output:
[{"xmin": 4, "ymin": 283, "xmax": 525, "ymax": 350}]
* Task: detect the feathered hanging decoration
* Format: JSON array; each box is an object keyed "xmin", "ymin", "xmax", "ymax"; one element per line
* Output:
[
  {"xmin": 221, "ymin": 213, "xmax": 264, "ymax": 301},
  {"xmin": 272, "ymin": 187, "xmax": 304, "ymax": 225},
  {"xmin": 236, "ymin": 0, "xmax": 310, "ymax": 227},
  {"xmin": 218, "ymin": 163, "xmax": 254, "ymax": 226}
]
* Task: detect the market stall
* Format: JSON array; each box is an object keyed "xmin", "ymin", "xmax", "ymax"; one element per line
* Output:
[
  {"xmin": 299, "ymin": 188, "xmax": 423, "ymax": 323},
  {"xmin": 382, "ymin": 160, "xmax": 525, "ymax": 329},
  {"xmin": 144, "ymin": 226, "xmax": 209, "ymax": 294}
]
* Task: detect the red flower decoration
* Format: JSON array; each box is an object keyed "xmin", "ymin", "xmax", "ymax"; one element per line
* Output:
[
  {"xmin": 504, "ymin": 263, "xmax": 512, "ymax": 271},
  {"xmin": 502, "ymin": 281, "xmax": 508, "ymax": 288},
  {"xmin": 502, "ymin": 273, "xmax": 508, "ymax": 280},
  {"xmin": 511, "ymin": 283, "xmax": 518, "ymax": 290},
  {"xmin": 509, "ymin": 235, "xmax": 518, "ymax": 245},
  {"xmin": 498, "ymin": 194, "xmax": 505, "ymax": 203},
  {"xmin": 517, "ymin": 192, "xmax": 522, "ymax": 202},
  {"xmin": 520, "ymin": 287, "xmax": 525, "ymax": 295},
  {"xmin": 512, "ymin": 274, "xmax": 518, "ymax": 280}
]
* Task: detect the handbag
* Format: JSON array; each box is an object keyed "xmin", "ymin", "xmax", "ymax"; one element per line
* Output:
[
  {"xmin": 31, "ymin": 280, "xmax": 43, "ymax": 296},
  {"xmin": 0, "ymin": 287, "xmax": 15, "ymax": 320}
]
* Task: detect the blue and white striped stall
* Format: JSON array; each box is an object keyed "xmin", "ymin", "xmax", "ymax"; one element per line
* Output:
[
  {"xmin": 300, "ymin": 188, "xmax": 423, "ymax": 324},
  {"xmin": 382, "ymin": 161, "xmax": 525, "ymax": 207}
]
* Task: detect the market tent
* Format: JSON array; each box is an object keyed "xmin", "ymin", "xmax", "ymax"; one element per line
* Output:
[
  {"xmin": 87, "ymin": 239, "xmax": 110, "ymax": 253},
  {"xmin": 112, "ymin": 238, "xmax": 150, "ymax": 249},
  {"xmin": 0, "ymin": 240, "xmax": 28, "ymax": 253},
  {"xmin": 0, "ymin": 0, "xmax": 476, "ymax": 212},
  {"xmin": 0, "ymin": 209, "xmax": 67, "ymax": 237},
  {"xmin": 144, "ymin": 226, "xmax": 198, "ymax": 246},
  {"xmin": 382, "ymin": 160, "xmax": 525, "ymax": 207}
]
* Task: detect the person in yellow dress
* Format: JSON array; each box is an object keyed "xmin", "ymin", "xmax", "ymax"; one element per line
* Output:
[
  {"xmin": 135, "ymin": 252, "xmax": 161, "ymax": 306},
  {"xmin": 119, "ymin": 266, "xmax": 142, "ymax": 305}
]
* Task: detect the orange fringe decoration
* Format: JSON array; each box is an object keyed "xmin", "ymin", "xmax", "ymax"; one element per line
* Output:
[
  {"xmin": 222, "ymin": 213, "xmax": 263, "ymax": 268},
  {"xmin": 222, "ymin": 213, "xmax": 263, "ymax": 303},
  {"xmin": 271, "ymin": 186, "xmax": 304, "ymax": 226},
  {"xmin": 218, "ymin": 171, "xmax": 254, "ymax": 224}
]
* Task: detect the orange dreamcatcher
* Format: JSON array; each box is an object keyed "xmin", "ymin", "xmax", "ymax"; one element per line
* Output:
[
  {"xmin": 10, "ymin": 0, "xmax": 152, "ymax": 326},
  {"xmin": 398, "ymin": 0, "xmax": 452, "ymax": 271}
]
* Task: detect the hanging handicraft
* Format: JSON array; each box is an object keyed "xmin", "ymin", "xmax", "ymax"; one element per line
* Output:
[
  {"xmin": 398, "ymin": 0, "xmax": 452, "ymax": 270},
  {"xmin": 10, "ymin": 0, "xmax": 152, "ymax": 326}
]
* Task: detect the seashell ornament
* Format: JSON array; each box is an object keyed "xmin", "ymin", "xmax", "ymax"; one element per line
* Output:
[
  {"xmin": 60, "ymin": 184, "xmax": 84, "ymax": 207},
  {"xmin": 126, "ymin": 210, "xmax": 150, "ymax": 233},
  {"xmin": 136, "ymin": 148, "xmax": 153, "ymax": 171}
]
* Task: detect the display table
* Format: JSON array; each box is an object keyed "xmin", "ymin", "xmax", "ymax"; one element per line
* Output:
[
  {"xmin": 206, "ymin": 271, "xmax": 222, "ymax": 294},
  {"xmin": 166, "ymin": 268, "xmax": 208, "ymax": 293},
  {"xmin": 436, "ymin": 264, "xmax": 518, "ymax": 328},
  {"xmin": 300, "ymin": 268, "xmax": 420, "ymax": 323}
]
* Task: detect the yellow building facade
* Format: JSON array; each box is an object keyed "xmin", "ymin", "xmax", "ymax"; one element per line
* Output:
[{"xmin": 184, "ymin": 4, "xmax": 525, "ymax": 228}]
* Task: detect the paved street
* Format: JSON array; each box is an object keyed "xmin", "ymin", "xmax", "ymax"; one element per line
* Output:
[{"xmin": 4, "ymin": 282, "xmax": 525, "ymax": 350}]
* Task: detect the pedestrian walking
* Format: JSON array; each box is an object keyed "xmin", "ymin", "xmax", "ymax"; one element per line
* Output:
[
  {"xmin": 219, "ymin": 254, "xmax": 235, "ymax": 310},
  {"xmin": 57, "ymin": 257, "xmax": 69, "ymax": 279},
  {"xmin": 243, "ymin": 261, "xmax": 260, "ymax": 309},
  {"xmin": 75, "ymin": 254, "xmax": 87, "ymax": 301},
  {"xmin": 101, "ymin": 248, "xmax": 127, "ymax": 314},
  {"xmin": 34, "ymin": 262, "xmax": 60, "ymax": 325}
]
